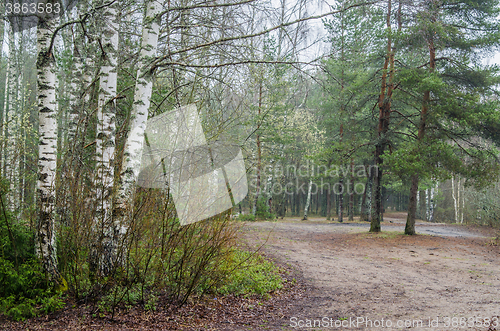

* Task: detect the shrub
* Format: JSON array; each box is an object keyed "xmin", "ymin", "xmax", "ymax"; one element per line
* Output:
[
  {"xmin": 0, "ymin": 210, "xmax": 63, "ymax": 321},
  {"xmin": 215, "ymin": 249, "xmax": 283, "ymax": 296},
  {"xmin": 237, "ymin": 213, "xmax": 256, "ymax": 222},
  {"xmin": 255, "ymin": 196, "xmax": 276, "ymax": 220}
]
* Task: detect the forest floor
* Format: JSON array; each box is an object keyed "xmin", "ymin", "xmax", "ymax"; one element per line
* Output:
[
  {"xmin": 241, "ymin": 212, "xmax": 500, "ymax": 330},
  {"xmin": 2, "ymin": 213, "xmax": 500, "ymax": 330}
]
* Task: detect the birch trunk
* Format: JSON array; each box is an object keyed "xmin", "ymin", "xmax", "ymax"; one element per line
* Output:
[
  {"xmin": 67, "ymin": 4, "xmax": 84, "ymax": 147},
  {"xmin": 459, "ymin": 178, "xmax": 464, "ymax": 223},
  {"xmin": 348, "ymin": 159, "xmax": 354, "ymax": 221},
  {"xmin": 0, "ymin": 18, "xmax": 4, "ymax": 172},
  {"xmin": 1, "ymin": 22, "xmax": 11, "ymax": 177},
  {"xmin": 252, "ymin": 81, "xmax": 263, "ymax": 216},
  {"xmin": 6, "ymin": 22, "xmax": 20, "ymax": 211},
  {"xmin": 36, "ymin": 12, "xmax": 61, "ymax": 282},
  {"xmin": 451, "ymin": 177, "xmax": 458, "ymax": 223},
  {"xmin": 427, "ymin": 184, "xmax": 437, "ymax": 223},
  {"xmin": 302, "ymin": 179, "xmax": 313, "ymax": 220},
  {"xmin": 113, "ymin": 0, "xmax": 164, "ymax": 259},
  {"xmin": 94, "ymin": 1, "xmax": 119, "ymax": 275}
]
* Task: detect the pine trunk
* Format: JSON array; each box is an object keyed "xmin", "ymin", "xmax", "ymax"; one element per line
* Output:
[
  {"xmin": 371, "ymin": 0, "xmax": 393, "ymax": 232},
  {"xmin": 405, "ymin": 35, "xmax": 435, "ymax": 234},
  {"xmin": 405, "ymin": 175, "xmax": 419, "ymax": 235}
]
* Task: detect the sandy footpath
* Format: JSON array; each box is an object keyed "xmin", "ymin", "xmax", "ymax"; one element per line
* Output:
[{"xmin": 242, "ymin": 214, "xmax": 500, "ymax": 330}]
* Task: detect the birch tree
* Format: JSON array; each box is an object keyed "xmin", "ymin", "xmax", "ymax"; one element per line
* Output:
[
  {"xmin": 36, "ymin": 11, "xmax": 61, "ymax": 282},
  {"xmin": 94, "ymin": 0, "xmax": 119, "ymax": 275},
  {"xmin": 5, "ymin": 20, "xmax": 21, "ymax": 211},
  {"xmin": 113, "ymin": 0, "xmax": 164, "ymax": 261},
  {"xmin": 302, "ymin": 179, "xmax": 313, "ymax": 220}
]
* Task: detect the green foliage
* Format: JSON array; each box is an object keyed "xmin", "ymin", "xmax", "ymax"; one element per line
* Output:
[
  {"xmin": 144, "ymin": 293, "xmax": 158, "ymax": 311},
  {"xmin": 464, "ymin": 182, "xmax": 500, "ymax": 227},
  {"xmin": 237, "ymin": 213, "xmax": 256, "ymax": 222},
  {"xmin": 255, "ymin": 196, "xmax": 275, "ymax": 220},
  {"xmin": 0, "ymin": 209, "xmax": 65, "ymax": 321},
  {"xmin": 215, "ymin": 249, "xmax": 283, "ymax": 296},
  {"xmin": 39, "ymin": 294, "xmax": 66, "ymax": 315}
]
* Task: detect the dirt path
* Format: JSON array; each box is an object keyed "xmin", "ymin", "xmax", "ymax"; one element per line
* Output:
[{"xmin": 242, "ymin": 213, "xmax": 500, "ymax": 330}]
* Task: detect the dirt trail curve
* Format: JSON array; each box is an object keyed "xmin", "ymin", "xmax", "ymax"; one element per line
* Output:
[{"xmin": 242, "ymin": 213, "xmax": 500, "ymax": 331}]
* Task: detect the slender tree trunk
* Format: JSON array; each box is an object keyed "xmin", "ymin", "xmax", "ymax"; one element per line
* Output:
[
  {"xmin": 405, "ymin": 34, "xmax": 435, "ymax": 234},
  {"xmin": 416, "ymin": 190, "xmax": 420, "ymax": 218},
  {"xmin": 315, "ymin": 190, "xmax": 318, "ymax": 215},
  {"xmin": 338, "ymin": 176, "xmax": 343, "ymax": 223},
  {"xmin": 36, "ymin": 12, "xmax": 61, "ymax": 283},
  {"xmin": 360, "ymin": 178, "xmax": 368, "ymax": 222},
  {"xmin": 303, "ymin": 179, "xmax": 313, "ymax": 220},
  {"xmin": 348, "ymin": 159, "xmax": 354, "ymax": 221},
  {"xmin": 326, "ymin": 186, "xmax": 331, "ymax": 220},
  {"xmin": 459, "ymin": 178, "xmax": 464, "ymax": 223},
  {"xmin": 6, "ymin": 22, "xmax": 20, "ymax": 212},
  {"xmin": 427, "ymin": 185, "xmax": 436, "ymax": 222},
  {"xmin": 252, "ymin": 81, "xmax": 263, "ymax": 216},
  {"xmin": 94, "ymin": 0, "xmax": 120, "ymax": 276},
  {"xmin": 370, "ymin": 154, "xmax": 383, "ymax": 232},
  {"xmin": 451, "ymin": 177, "xmax": 458, "ymax": 223},
  {"xmin": 371, "ymin": 0, "xmax": 394, "ymax": 232},
  {"xmin": 405, "ymin": 175, "xmax": 419, "ymax": 235},
  {"xmin": 112, "ymin": 0, "xmax": 164, "ymax": 271},
  {"xmin": 1, "ymin": 21, "xmax": 11, "ymax": 178},
  {"xmin": 0, "ymin": 18, "xmax": 5, "ymax": 174},
  {"xmin": 280, "ymin": 174, "xmax": 286, "ymax": 218}
]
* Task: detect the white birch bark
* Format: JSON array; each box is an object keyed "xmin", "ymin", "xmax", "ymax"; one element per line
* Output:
[
  {"xmin": 459, "ymin": 178, "xmax": 464, "ymax": 223},
  {"xmin": 1, "ymin": 22, "xmax": 10, "ymax": 177},
  {"xmin": 113, "ymin": 0, "xmax": 164, "ymax": 253},
  {"xmin": 426, "ymin": 184, "xmax": 437, "ymax": 223},
  {"xmin": 0, "ymin": 18, "xmax": 4, "ymax": 172},
  {"xmin": 303, "ymin": 179, "xmax": 313, "ymax": 220},
  {"xmin": 36, "ymin": 13, "xmax": 60, "ymax": 281},
  {"xmin": 451, "ymin": 177, "xmax": 458, "ymax": 223},
  {"xmin": 5, "ymin": 22, "xmax": 20, "ymax": 211},
  {"xmin": 425, "ymin": 188, "xmax": 430, "ymax": 222},
  {"xmin": 67, "ymin": 4, "xmax": 82, "ymax": 146},
  {"xmin": 94, "ymin": 0, "xmax": 120, "ymax": 275}
]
